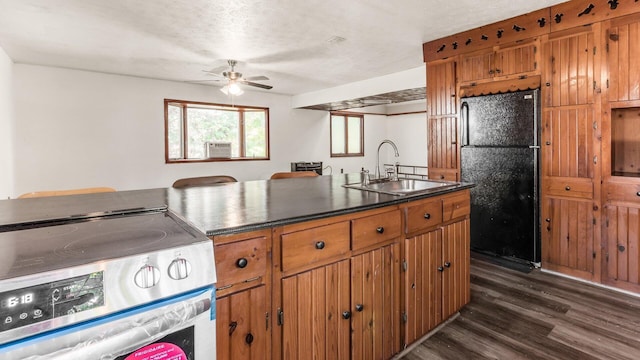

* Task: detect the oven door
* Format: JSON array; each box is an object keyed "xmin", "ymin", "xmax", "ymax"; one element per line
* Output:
[{"xmin": 0, "ymin": 287, "xmax": 216, "ymax": 360}]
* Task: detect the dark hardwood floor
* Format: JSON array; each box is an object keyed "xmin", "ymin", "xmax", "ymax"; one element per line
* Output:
[{"xmin": 401, "ymin": 258, "xmax": 640, "ymax": 360}]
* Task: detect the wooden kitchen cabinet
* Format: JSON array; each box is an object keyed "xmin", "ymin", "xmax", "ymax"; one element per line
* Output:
[
  {"xmin": 540, "ymin": 24, "xmax": 602, "ymax": 282},
  {"xmin": 427, "ymin": 116, "xmax": 459, "ymax": 181},
  {"xmin": 460, "ymin": 41, "xmax": 538, "ymax": 84},
  {"xmin": 212, "ymin": 229, "xmax": 272, "ymax": 360},
  {"xmin": 603, "ymin": 201, "xmax": 640, "ymax": 293},
  {"xmin": 427, "ymin": 58, "xmax": 457, "ymax": 117},
  {"xmin": 541, "ymin": 196, "xmax": 596, "ymax": 280},
  {"xmin": 350, "ymin": 243, "xmax": 401, "ymax": 360},
  {"xmin": 606, "ymin": 13, "xmax": 640, "ymax": 103},
  {"xmin": 276, "ymin": 208, "xmax": 403, "ymax": 360},
  {"xmin": 402, "ymin": 191, "xmax": 470, "ymax": 347},
  {"xmin": 280, "ymin": 259, "xmax": 351, "ymax": 360},
  {"xmin": 217, "ymin": 286, "xmax": 269, "ymax": 360},
  {"xmin": 541, "ymin": 27, "xmax": 598, "ymax": 108},
  {"xmin": 427, "ymin": 58, "xmax": 460, "ymax": 181}
]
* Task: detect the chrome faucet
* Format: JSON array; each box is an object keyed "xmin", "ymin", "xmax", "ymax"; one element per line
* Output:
[{"xmin": 375, "ymin": 140, "xmax": 399, "ymax": 179}]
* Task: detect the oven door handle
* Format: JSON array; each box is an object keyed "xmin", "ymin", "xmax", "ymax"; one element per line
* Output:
[{"xmin": 25, "ymin": 293, "xmax": 211, "ymax": 360}]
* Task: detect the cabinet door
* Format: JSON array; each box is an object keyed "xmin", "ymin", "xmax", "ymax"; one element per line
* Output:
[
  {"xmin": 441, "ymin": 218, "xmax": 471, "ymax": 320},
  {"xmin": 542, "ymin": 28, "xmax": 596, "ymax": 107},
  {"xmin": 607, "ymin": 14, "xmax": 640, "ymax": 102},
  {"xmin": 541, "ymin": 196, "xmax": 596, "ymax": 280},
  {"xmin": 427, "ymin": 59, "xmax": 457, "ymax": 116},
  {"xmin": 404, "ymin": 229, "xmax": 442, "ymax": 346},
  {"xmin": 604, "ymin": 204, "xmax": 640, "ymax": 293},
  {"xmin": 494, "ymin": 42, "xmax": 537, "ymax": 78},
  {"xmin": 541, "ymin": 106, "xmax": 595, "ymax": 180},
  {"xmin": 428, "ymin": 115, "xmax": 458, "ymax": 178},
  {"xmin": 281, "ymin": 260, "xmax": 350, "ymax": 360},
  {"xmin": 217, "ymin": 286, "xmax": 269, "ymax": 360},
  {"xmin": 460, "ymin": 49, "xmax": 494, "ymax": 83},
  {"xmin": 351, "ymin": 243, "xmax": 401, "ymax": 360}
]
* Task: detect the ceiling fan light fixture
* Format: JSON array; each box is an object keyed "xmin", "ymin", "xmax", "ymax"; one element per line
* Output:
[{"xmin": 220, "ymin": 81, "xmax": 244, "ymax": 96}]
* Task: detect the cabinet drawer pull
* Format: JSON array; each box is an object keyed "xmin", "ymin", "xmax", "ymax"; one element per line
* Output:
[
  {"xmin": 619, "ymin": 245, "xmax": 626, "ymax": 252},
  {"xmin": 315, "ymin": 241, "xmax": 325, "ymax": 250},
  {"xmin": 376, "ymin": 226, "xmax": 385, "ymax": 234},
  {"xmin": 236, "ymin": 258, "xmax": 248, "ymax": 268},
  {"xmin": 342, "ymin": 311, "xmax": 351, "ymax": 319},
  {"xmin": 637, "ymin": 192, "xmax": 640, "ymax": 197},
  {"xmin": 444, "ymin": 261, "xmax": 451, "ymax": 268},
  {"xmin": 437, "ymin": 266, "xmax": 444, "ymax": 272},
  {"xmin": 565, "ymin": 186, "xmax": 571, "ymax": 191},
  {"xmin": 424, "ymin": 213, "xmax": 431, "ymax": 219},
  {"xmin": 355, "ymin": 304, "xmax": 364, "ymax": 312},
  {"xmin": 245, "ymin": 333, "xmax": 254, "ymax": 345}
]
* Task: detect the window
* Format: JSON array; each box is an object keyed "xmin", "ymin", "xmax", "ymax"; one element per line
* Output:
[
  {"xmin": 330, "ymin": 112, "xmax": 364, "ymax": 157},
  {"xmin": 165, "ymin": 99, "xmax": 269, "ymax": 162}
]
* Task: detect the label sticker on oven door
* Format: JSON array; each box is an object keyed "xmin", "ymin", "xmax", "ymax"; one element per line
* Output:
[{"xmin": 118, "ymin": 326, "xmax": 194, "ymax": 360}]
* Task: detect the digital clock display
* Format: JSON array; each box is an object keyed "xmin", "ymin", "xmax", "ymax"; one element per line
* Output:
[
  {"xmin": 0, "ymin": 271, "xmax": 104, "ymax": 333},
  {"xmin": 1, "ymin": 293, "xmax": 35, "ymax": 308}
]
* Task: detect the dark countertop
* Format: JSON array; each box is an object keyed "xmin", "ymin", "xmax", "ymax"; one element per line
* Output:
[{"xmin": 0, "ymin": 174, "xmax": 473, "ymax": 236}]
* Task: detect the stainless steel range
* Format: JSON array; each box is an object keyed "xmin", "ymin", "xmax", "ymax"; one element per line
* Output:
[{"xmin": 0, "ymin": 207, "xmax": 216, "ymax": 359}]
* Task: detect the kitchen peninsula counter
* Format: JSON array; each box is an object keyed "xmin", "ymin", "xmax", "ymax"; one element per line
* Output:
[{"xmin": 0, "ymin": 174, "xmax": 472, "ymax": 235}]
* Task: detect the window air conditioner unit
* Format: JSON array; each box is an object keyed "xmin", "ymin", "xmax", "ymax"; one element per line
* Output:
[{"xmin": 205, "ymin": 141, "xmax": 232, "ymax": 158}]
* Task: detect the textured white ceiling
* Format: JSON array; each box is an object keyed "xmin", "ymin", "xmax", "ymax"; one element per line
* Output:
[{"xmin": 0, "ymin": 0, "xmax": 568, "ymax": 95}]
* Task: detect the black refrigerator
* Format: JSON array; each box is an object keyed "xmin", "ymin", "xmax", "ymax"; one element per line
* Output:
[{"xmin": 460, "ymin": 89, "xmax": 540, "ymax": 263}]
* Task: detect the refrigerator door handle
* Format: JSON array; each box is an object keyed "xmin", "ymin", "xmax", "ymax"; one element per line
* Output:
[{"xmin": 461, "ymin": 101, "xmax": 470, "ymax": 146}]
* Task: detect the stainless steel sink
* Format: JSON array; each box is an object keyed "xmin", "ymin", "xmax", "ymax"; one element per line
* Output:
[{"xmin": 343, "ymin": 178, "xmax": 461, "ymax": 196}]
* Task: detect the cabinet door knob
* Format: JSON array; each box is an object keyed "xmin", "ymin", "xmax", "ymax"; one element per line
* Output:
[
  {"xmin": 565, "ymin": 186, "xmax": 571, "ymax": 191},
  {"xmin": 437, "ymin": 266, "xmax": 444, "ymax": 272},
  {"xmin": 376, "ymin": 226, "xmax": 385, "ymax": 234},
  {"xmin": 444, "ymin": 261, "xmax": 451, "ymax": 268},
  {"xmin": 245, "ymin": 333, "xmax": 254, "ymax": 345},
  {"xmin": 545, "ymin": 218, "xmax": 551, "ymax": 223},
  {"xmin": 355, "ymin": 304, "xmax": 364, "ymax": 312},
  {"xmin": 342, "ymin": 311, "xmax": 352, "ymax": 319},
  {"xmin": 636, "ymin": 192, "xmax": 640, "ymax": 197},
  {"xmin": 315, "ymin": 241, "xmax": 325, "ymax": 250},
  {"xmin": 495, "ymin": 68, "xmax": 502, "ymax": 73},
  {"xmin": 236, "ymin": 258, "xmax": 248, "ymax": 268},
  {"xmin": 546, "ymin": 141, "xmax": 551, "ymax": 145},
  {"xmin": 424, "ymin": 213, "xmax": 431, "ymax": 219}
]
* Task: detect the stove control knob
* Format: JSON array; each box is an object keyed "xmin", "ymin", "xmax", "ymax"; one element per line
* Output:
[
  {"xmin": 168, "ymin": 258, "xmax": 192, "ymax": 280},
  {"xmin": 134, "ymin": 264, "xmax": 161, "ymax": 288}
]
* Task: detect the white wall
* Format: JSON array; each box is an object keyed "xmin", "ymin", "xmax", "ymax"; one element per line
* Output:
[
  {"xmin": 11, "ymin": 64, "xmax": 418, "ymax": 197},
  {"xmin": 0, "ymin": 46, "xmax": 13, "ymax": 199}
]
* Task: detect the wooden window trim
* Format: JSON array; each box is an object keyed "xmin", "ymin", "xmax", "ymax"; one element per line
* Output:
[
  {"xmin": 165, "ymin": 99, "xmax": 270, "ymax": 163},
  {"xmin": 330, "ymin": 112, "xmax": 364, "ymax": 157}
]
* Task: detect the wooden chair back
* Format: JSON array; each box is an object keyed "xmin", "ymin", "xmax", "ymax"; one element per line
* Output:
[
  {"xmin": 172, "ymin": 175, "xmax": 238, "ymax": 188},
  {"xmin": 18, "ymin": 187, "xmax": 116, "ymax": 199},
  {"xmin": 270, "ymin": 171, "xmax": 319, "ymax": 179}
]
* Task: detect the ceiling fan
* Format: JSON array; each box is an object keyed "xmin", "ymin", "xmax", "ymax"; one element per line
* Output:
[{"xmin": 201, "ymin": 60, "xmax": 272, "ymax": 95}]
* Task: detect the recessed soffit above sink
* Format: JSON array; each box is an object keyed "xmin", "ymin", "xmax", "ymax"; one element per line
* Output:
[{"xmin": 299, "ymin": 87, "xmax": 426, "ymax": 111}]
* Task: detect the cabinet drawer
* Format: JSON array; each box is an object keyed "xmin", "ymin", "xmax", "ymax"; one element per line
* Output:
[
  {"xmin": 443, "ymin": 191, "xmax": 470, "ymax": 221},
  {"xmin": 606, "ymin": 181, "xmax": 640, "ymax": 203},
  {"xmin": 352, "ymin": 210, "xmax": 401, "ymax": 251},
  {"xmin": 281, "ymin": 221, "xmax": 350, "ymax": 272},
  {"xmin": 215, "ymin": 237, "xmax": 267, "ymax": 288},
  {"xmin": 544, "ymin": 178, "xmax": 593, "ymax": 199},
  {"xmin": 428, "ymin": 169, "xmax": 458, "ymax": 181},
  {"xmin": 405, "ymin": 199, "xmax": 443, "ymax": 234}
]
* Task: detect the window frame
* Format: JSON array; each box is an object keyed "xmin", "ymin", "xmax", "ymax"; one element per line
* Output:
[
  {"xmin": 330, "ymin": 111, "xmax": 364, "ymax": 157},
  {"xmin": 164, "ymin": 99, "xmax": 270, "ymax": 163}
]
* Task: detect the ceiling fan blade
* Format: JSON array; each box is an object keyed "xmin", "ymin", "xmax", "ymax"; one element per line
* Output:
[
  {"xmin": 205, "ymin": 65, "xmax": 228, "ymax": 74},
  {"xmin": 201, "ymin": 70, "xmax": 225, "ymax": 78},
  {"xmin": 185, "ymin": 79, "xmax": 224, "ymax": 83},
  {"xmin": 240, "ymin": 80, "xmax": 273, "ymax": 90},
  {"xmin": 243, "ymin": 75, "xmax": 269, "ymax": 81}
]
